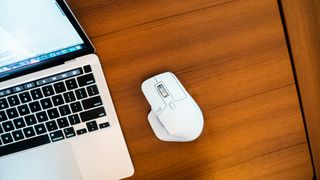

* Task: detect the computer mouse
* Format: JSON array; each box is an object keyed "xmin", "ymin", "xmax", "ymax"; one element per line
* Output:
[{"xmin": 141, "ymin": 72, "xmax": 204, "ymax": 142}]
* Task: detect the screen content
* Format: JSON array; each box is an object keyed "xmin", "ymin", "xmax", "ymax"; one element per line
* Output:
[{"xmin": 0, "ymin": 0, "xmax": 84, "ymax": 77}]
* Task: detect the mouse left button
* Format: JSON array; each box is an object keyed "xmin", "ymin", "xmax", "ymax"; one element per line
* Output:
[{"xmin": 142, "ymin": 79, "xmax": 167, "ymax": 115}]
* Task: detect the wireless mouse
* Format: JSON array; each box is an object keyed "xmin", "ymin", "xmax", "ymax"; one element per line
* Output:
[{"xmin": 141, "ymin": 72, "xmax": 204, "ymax": 142}]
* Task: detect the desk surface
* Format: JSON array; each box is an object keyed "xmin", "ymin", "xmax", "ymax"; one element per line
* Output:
[{"xmin": 68, "ymin": 0, "xmax": 313, "ymax": 179}]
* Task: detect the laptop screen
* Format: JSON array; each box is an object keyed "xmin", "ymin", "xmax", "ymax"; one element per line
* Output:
[{"xmin": 0, "ymin": 0, "xmax": 93, "ymax": 80}]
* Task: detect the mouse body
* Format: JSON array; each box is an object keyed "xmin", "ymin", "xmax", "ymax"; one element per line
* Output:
[{"xmin": 141, "ymin": 72, "xmax": 204, "ymax": 142}]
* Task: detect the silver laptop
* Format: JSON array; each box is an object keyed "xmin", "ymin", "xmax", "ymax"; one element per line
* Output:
[{"xmin": 0, "ymin": 0, "xmax": 134, "ymax": 179}]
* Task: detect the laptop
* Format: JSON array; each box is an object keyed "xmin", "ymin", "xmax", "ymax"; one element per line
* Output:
[{"xmin": 0, "ymin": 0, "xmax": 134, "ymax": 179}]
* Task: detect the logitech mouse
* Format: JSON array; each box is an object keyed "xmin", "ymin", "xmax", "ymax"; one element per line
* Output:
[{"xmin": 141, "ymin": 72, "xmax": 204, "ymax": 142}]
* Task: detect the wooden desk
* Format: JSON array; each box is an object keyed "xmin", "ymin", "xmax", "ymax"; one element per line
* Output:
[{"xmin": 67, "ymin": 0, "xmax": 313, "ymax": 179}]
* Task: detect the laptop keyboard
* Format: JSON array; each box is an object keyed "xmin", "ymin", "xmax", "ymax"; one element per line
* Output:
[{"xmin": 0, "ymin": 65, "xmax": 110, "ymax": 157}]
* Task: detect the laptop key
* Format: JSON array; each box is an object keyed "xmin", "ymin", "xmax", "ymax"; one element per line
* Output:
[
  {"xmin": 6, "ymin": 107, "xmax": 19, "ymax": 119},
  {"xmin": 0, "ymin": 125, "xmax": 3, "ymax": 134},
  {"xmin": 77, "ymin": 74, "xmax": 95, "ymax": 87},
  {"xmin": 50, "ymin": 130, "xmax": 64, "ymax": 142},
  {"xmin": 34, "ymin": 124, "xmax": 47, "ymax": 135},
  {"xmin": 80, "ymin": 107, "xmax": 106, "ymax": 122},
  {"xmin": 52, "ymin": 94, "xmax": 64, "ymax": 106},
  {"xmin": 30, "ymin": 88, "xmax": 43, "ymax": 100},
  {"xmin": 36, "ymin": 111, "xmax": 49, "ymax": 122},
  {"xmin": 2, "ymin": 121, "xmax": 14, "ymax": 132},
  {"xmin": 47, "ymin": 108, "xmax": 60, "ymax": 119},
  {"xmin": 63, "ymin": 91, "xmax": 76, "ymax": 103},
  {"xmin": 0, "ymin": 98, "xmax": 9, "ymax": 110},
  {"xmin": 0, "ymin": 134, "xmax": 50, "ymax": 157},
  {"xmin": 7, "ymin": 95, "xmax": 20, "ymax": 106},
  {"xmin": 46, "ymin": 120, "xmax": 58, "ymax": 132},
  {"xmin": 23, "ymin": 127, "xmax": 36, "ymax": 138},
  {"xmin": 24, "ymin": 115, "xmax": 37, "ymax": 126},
  {"xmin": 70, "ymin": 102, "xmax": 82, "ymax": 113},
  {"xmin": 86, "ymin": 85, "xmax": 99, "ymax": 96},
  {"xmin": 83, "ymin": 65, "xmax": 92, "ymax": 73},
  {"xmin": 42, "ymin": 85, "xmax": 54, "ymax": 97},
  {"xmin": 86, "ymin": 121, "xmax": 98, "ymax": 132},
  {"xmin": 29, "ymin": 101, "xmax": 42, "ymax": 113},
  {"xmin": 59, "ymin": 105, "xmax": 71, "ymax": 116},
  {"xmin": 76, "ymin": 128, "xmax": 87, "ymax": 135},
  {"xmin": 0, "ymin": 111, "xmax": 8, "ymax": 122},
  {"xmin": 40, "ymin": 98, "xmax": 53, "ymax": 109},
  {"xmin": 57, "ymin": 117, "xmax": 69, "ymax": 129},
  {"xmin": 68, "ymin": 114, "xmax": 81, "ymax": 125},
  {"xmin": 13, "ymin": 118, "xmax": 26, "ymax": 129},
  {"xmin": 19, "ymin": 92, "xmax": 32, "ymax": 103},
  {"xmin": 82, "ymin": 96, "xmax": 103, "ymax": 110},
  {"xmin": 99, "ymin": 122, "xmax": 110, "ymax": 129},
  {"xmin": 65, "ymin": 78, "xmax": 78, "ymax": 90},
  {"xmin": 12, "ymin": 130, "xmax": 25, "ymax": 141},
  {"xmin": 75, "ymin": 88, "xmax": 87, "ymax": 100},
  {"xmin": 63, "ymin": 127, "xmax": 76, "ymax": 138},
  {"xmin": 1, "ymin": 133, "xmax": 13, "ymax": 144},
  {"xmin": 53, "ymin": 82, "xmax": 66, "ymax": 93},
  {"xmin": 17, "ymin": 104, "xmax": 30, "ymax": 116}
]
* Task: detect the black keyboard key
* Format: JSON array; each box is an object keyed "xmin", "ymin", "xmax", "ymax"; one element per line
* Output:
[
  {"xmin": 0, "ymin": 98, "xmax": 9, "ymax": 110},
  {"xmin": 63, "ymin": 91, "xmax": 76, "ymax": 103},
  {"xmin": 99, "ymin": 122, "xmax": 110, "ymax": 129},
  {"xmin": 36, "ymin": 111, "xmax": 49, "ymax": 122},
  {"xmin": 29, "ymin": 101, "xmax": 42, "ymax": 113},
  {"xmin": 7, "ymin": 95, "xmax": 20, "ymax": 106},
  {"xmin": 0, "ymin": 111, "xmax": 8, "ymax": 122},
  {"xmin": 1, "ymin": 133, "xmax": 13, "ymax": 144},
  {"xmin": 52, "ymin": 94, "xmax": 64, "ymax": 106},
  {"xmin": 86, "ymin": 121, "xmax": 98, "ymax": 132},
  {"xmin": 6, "ymin": 108, "xmax": 19, "ymax": 119},
  {"xmin": 83, "ymin": 65, "xmax": 92, "ymax": 73},
  {"xmin": 87, "ymin": 85, "xmax": 99, "ymax": 96},
  {"xmin": 19, "ymin": 92, "xmax": 31, "ymax": 103},
  {"xmin": 47, "ymin": 108, "xmax": 60, "ymax": 119},
  {"xmin": 68, "ymin": 114, "xmax": 81, "ymax": 125},
  {"xmin": 13, "ymin": 118, "xmax": 26, "ymax": 129},
  {"xmin": 24, "ymin": 115, "xmax": 37, "ymax": 126},
  {"xmin": 30, "ymin": 88, "xmax": 43, "ymax": 100},
  {"xmin": 57, "ymin": 117, "xmax": 69, "ymax": 129},
  {"xmin": 40, "ymin": 98, "xmax": 53, "ymax": 109},
  {"xmin": 65, "ymin": 78, "xmax": 78, "ymax": 90},
  {"xmin": 63, "ymin": 127, "xmax": 76, "ymax": 138},
  {"xmin": 77, "ymin": 74, "xmax": 95, "ymax": 87},
  {"xmin": 17, "ymin": 105, "xmax": 30, "ymax": 116},
  {"xmin": 50, "ymin": 130, "xmax": 64, "ymax": 142},
  {"xmin": 75, "ymin": 88, "xmax": 87, "ymax": 100},
  {"xmin": 0, "ymin": 134, "xmax": 50, "ymax": 157},
  {"xmin": 82, "ymin": 96, "xmax": 103, "ymax": 110},
  {"xmin": 59, "ymin": 105, "xmax": 71, "ymax": 116},
  {"xmin": 2, "ymin": 121, "xmax": 14, "ymax": 132},
  {"xmin": 0, "ymin": 125, "xmax": 3, "ymax": 134},
  {"xmin": 42, "ymin": 85, "xmax": 54, "ymax": 97},
  {"xmin": 70, "ymin": 102, "xmax": 83, "ymax": 113},
  {"xmin": 34, "ymin": 124, "xmax": 47, "ymax": 135},
  {"xmin": 80, "ymin": 107, "xmax": 106, "ymax": 122},
  {"xmin": 12, "ymin": 130, "xmax": 24, "ymax": 141},
  {"xmin": 76, "ymin": 128, "xmax": 87, "ymax": 135},
  {"xmin": 45, "ymin": 120, "xmax": 58, "ymax": 132},
  {"xmin": 23, "ymin": 127, "xmax": 36, "ymax": 138},
  {"xmin": 53, "ymin": 82, "xmax": 66, "ymax": 93}
]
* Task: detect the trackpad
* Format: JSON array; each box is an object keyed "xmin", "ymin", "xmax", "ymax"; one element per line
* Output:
[{"xmin": 0, "ymin": 143, "xmax": 83, "ymax": 180}]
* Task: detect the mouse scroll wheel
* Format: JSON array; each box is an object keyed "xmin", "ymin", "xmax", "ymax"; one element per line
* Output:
[{"xmin": 157, "ymin": 84, "xmax": 169, "ymax": 98}]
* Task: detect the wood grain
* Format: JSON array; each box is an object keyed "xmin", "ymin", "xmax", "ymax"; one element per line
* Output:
[
  {"xmin": 67, "ymin": 0, "xmax": 313, "ymax": 179},
  {"xmin": 280, "ymin": 0, "xmax": 320, "ymax": 178}
]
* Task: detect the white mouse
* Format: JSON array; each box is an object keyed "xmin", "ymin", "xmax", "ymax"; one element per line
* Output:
[{"xmin": 141, "ymin": 72, "xmax": 204, "ymax": 142}]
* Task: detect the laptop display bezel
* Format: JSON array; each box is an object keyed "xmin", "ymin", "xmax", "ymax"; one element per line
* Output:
[{"xmin": 0, "ymin": 0, "xmax": 95, "ymax": 82}]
